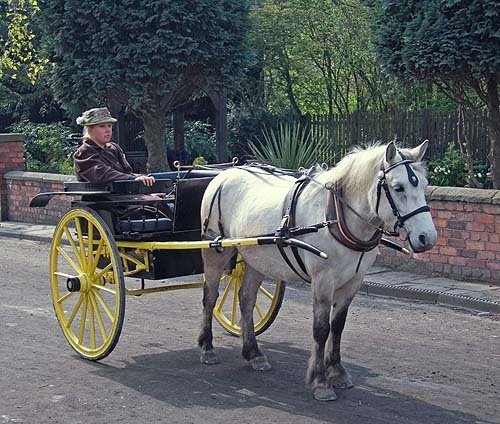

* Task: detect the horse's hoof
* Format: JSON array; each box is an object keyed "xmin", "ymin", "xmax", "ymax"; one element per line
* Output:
[
  {"xmin": 328, "ymin": 365, "xmax": 354, "ymax": 389},
  {"xmin": 332, "ymin": 375, "xmax": 353, "ymax": 389},
  {"xmin": 200, "ymin": 350, "xmax": 219, "ymax": 365},
  {"xmin": 250, "ymin": 356, "xmax": 271, "ymax": 371},
  {"xmin": 313, "ymin": 386, "xmax": 337, "ymax": 401}
]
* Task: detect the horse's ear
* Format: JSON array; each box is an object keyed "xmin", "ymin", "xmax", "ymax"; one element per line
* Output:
[
  {"xmin": 385, "ymin": 142, "xmax": 397, "ymax": 164},
  {"xmin": 409, "ymin": 139, "xmax": 429, "ymax": 162}
]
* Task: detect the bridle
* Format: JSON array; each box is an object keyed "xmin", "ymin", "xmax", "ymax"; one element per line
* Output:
[{"xmin": 375, "ymin": 151, "xmax": 430, "ymax": 235}]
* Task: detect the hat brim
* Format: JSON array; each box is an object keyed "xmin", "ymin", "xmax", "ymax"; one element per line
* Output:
[{"xmin": 83, "ymin": 118, "xmax": 117, "ymax": 126}]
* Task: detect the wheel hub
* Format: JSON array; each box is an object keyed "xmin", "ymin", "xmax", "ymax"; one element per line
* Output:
[{"xmin": 66, "ymin": 273, "xmax": 91, "ymax": 293}]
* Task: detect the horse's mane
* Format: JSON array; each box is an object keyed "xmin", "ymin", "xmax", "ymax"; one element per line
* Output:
[{"xmin": 322, "ymin": 142, "xmax": 427, "ymax": 194}]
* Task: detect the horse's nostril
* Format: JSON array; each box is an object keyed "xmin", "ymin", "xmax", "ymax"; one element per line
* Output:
[{"xmin": 419, "ymin": 234, "xmax": 427, "ymax": 246}]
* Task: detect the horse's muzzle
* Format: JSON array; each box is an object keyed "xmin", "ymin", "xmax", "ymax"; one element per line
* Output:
[{"xmin": 409, "ymin": 229, "xmax": 437, "ymax": 253}]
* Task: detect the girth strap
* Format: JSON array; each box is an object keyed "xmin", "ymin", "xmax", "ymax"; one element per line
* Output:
[{"xmin": 275, "ymin": 175, "xmax": 312, "ymax": 283}]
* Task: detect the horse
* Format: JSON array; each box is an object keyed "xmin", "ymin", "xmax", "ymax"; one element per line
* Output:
[{"xmin": 198, "ymin": 140, "xmax": 437, "ymax": 401}]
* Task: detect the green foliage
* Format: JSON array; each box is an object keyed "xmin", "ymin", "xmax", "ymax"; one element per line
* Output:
[
  {"xmin": 428, "ymin": 143, "xmax": 493, "ymax": 188},
  {"xmin": 428, "ymin": 144, "xmax": 467, "ymax": 187},
  {"xmin": 165, "ymin": 121, "xmax": 217, "ymax": 164},
  {"xmin": 10, "ymin": 121, "xmax": 74, "ymax": 174},
  {"xmin": 0, "ymin": 0, "xmax": 47, "ymax": 84},
  {"xmin": 193, "ymin": 156, "xmax": 208, "ymax": 166},
  {"xmin": 251, "ymin": 0, "xmax": 392, "ymax": 115},
  {"xmin": 39, "ymin": 0, "xmax": 251, "ymax": 113},
  {"xmin": 375, "ymin": 0, "xmax": 500, "ymax": 83},
  {"xmin": 248, "ymin": 122, "xmax": 333, "ymax": 169},
  {"xmin": 39, "ymin": 0, "xmax": 251, "ymax": 170}
]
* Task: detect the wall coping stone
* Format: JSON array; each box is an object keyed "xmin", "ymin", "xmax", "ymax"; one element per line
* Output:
[
  {"xmin": 5, "ymin": 170, "xmax": 76, "ymax": 183},
  {"xmin": 427, "ymin": 186, "xmax": 498, "ymax": 204},
  {"xmin": 0, "ymin": 133, "xmax": 24, "ymax": 143},
  {"xmin": 3, "ymin": 172, "xmax": 500, "ymax": 204}
]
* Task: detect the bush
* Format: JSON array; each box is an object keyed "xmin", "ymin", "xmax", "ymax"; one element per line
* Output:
[
  {"xmin": 248, "ymin": 122, "xmax": 334, "ymax": 169},
  {"xmin": 164, "ymin": 120, "xmax": 217, "ymax": 165},
  {"xmin": 10, "ymin": 121, "xmax": 74, "ymax": 174},
  {"xmin": 428, "ymin": 143, "xmax": 491, "ymax": 188}
]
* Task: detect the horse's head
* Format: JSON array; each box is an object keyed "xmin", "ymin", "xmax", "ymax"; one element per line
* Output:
[{"xmin": 375, "ymin": 140, "xmax": 437, "ymax": 253}]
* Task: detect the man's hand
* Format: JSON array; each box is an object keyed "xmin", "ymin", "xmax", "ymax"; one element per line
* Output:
[{"xmin": 135, "ymin": 175, "xmax": 155, "ymax": 186}]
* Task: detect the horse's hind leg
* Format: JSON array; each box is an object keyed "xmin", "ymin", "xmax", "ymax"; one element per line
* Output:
[
  {"xmin": 239, "ymin": 264, "xmax": 271, "ymax": 371},
  {"xmin": 198, "ymin": 248, "xmax": 235, "ymax": 365}
]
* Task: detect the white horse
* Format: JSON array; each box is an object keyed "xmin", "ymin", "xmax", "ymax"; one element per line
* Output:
[{"xmin": 198, "ymin": 141, "xmax": 437, "ymax": 401}]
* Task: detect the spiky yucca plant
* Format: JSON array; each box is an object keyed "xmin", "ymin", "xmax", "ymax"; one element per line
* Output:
[{"xmin": 248, "ymin": 122, "xmax": 333, "ymax": 169}]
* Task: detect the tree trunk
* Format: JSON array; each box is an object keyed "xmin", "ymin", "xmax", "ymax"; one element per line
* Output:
[
  {"xmin": 457, "ymin": 105, "xmax": 482, "ymax": 188},
  {"xmin": 142, "ymin": 111, "xmax": 168, "ymax": 172},
  {"xmin": 486, "ymin": 77, "xmax": 500, "ymax": 189}
]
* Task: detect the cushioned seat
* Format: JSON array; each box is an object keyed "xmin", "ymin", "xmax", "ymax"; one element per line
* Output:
[{"xmin": 115, "ymin": 217, "xmax": 172, "ymax": 233}]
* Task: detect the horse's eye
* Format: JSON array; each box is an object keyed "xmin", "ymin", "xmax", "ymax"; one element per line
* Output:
[{"xmin": 394, "ymin": 186, "xmax": 405, "ymax": 193}]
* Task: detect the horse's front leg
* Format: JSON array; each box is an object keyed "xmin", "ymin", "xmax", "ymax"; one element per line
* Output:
[
  {"xmin": 198, "ymin": 249, "xmax": 235, "ymax": 365},
  {"xmin": 325, "ymin": 276, "xmax": 363, "ymax": 390},
  {"xmin": 324, "ymin": 303, "xmax": 353, "ymax": 389},
  {"xmin": 306, "ymin": 294, "xmax": 336, "ymax": 401},
  {"xmin": 239, "ymin": 265, "xmax": 271, "ymax": 371}
]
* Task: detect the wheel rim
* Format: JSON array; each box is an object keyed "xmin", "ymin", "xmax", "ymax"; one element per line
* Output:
[
  {"xmin": 213, "ymin": 256, "xmax": 285, "ymax": 337},
  {"xmin": 50, "ymin": 208, "xmax": 125, "ymax": 360}
]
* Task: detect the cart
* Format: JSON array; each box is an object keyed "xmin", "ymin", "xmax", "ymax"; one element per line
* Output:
[{"xmin": 30, "ymin": 167, "xmax": 287, "ymax": 361}]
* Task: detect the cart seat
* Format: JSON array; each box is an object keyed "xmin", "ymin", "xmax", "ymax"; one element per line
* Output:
[{"xmin": 115, "ymin": 217, "xmax": 172, "ymax": 234}]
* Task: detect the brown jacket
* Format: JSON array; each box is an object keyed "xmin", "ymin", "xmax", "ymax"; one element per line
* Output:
[{"xmin": 74, "ymin": 139, "xmax": 136, "ymax": 183}]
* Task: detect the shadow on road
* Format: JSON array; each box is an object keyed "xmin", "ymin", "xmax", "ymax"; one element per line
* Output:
[{"xmin": 85, "ymin": 340, "xmax": 486, "ymax": 424}]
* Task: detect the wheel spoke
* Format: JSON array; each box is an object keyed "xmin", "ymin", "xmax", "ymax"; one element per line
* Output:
[
  {"xmin": 54, "ymin": 271, "xmax": 76, "ymax": 279},
  {"xmin": 78, "ymin": 295, "xmax": 88, "ymax": 344},
  {"xmin": 56, "ymin": 291, "xmax": 75, "ymax": 305},
  {"xmin": 74, "ymin": 217, "xmax": 88, "ymax": 270},
  {"xmin": 93, "ymin": 262, "xmax": 113, "ymax": 282},
  {"xmin": 231, "ymin": 281, "xmax": 239, "ymax": 325},
  {"xmin": 92, "ymin": 283, "xmax": 116, "ymax": 295},
  {"xmin": 88, "ymin": 300, "xmax": 96, "ymax": 349},
  {"xmin": 63, "ymin": 227, "xmax": 85, "ymax": 271},
  {"xmin": 92, "ymin": 288, "xmax": 114, "ymax": 321},
  {"xmin": 89, "ymin": 238, "xmax": 104, "ymax": 275},
  {"xmin": 57, "ymin": 246, "xmax": 81, "ymax": 275},
  {"xmin": 86, "ymin": 222, "xmax": 94, "ymax": 273},
  {"xmin": 89, "ymin": 292, "xmax": 108, "ymax": 341},
  {"xmin": 214, "ymin": 276, "xmax": 234, "ymax": 313},
  {"xmin": 65, "ymin": 295, "xmax": 84, "ymax": 329},
  {"xmin": 258, "ymin": 285, "xmax": 274, "ymax": 301},
  {"xmin": 255, "ymin": 302, "xmax": 264, "ymax": 320}
]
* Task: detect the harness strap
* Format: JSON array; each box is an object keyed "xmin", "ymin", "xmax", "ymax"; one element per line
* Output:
[
  {"xmin": 275, "ymin": 175, "xmax": 312, "ymax": 282},
  {"xmin": 202, "ymin": 183, "xmax": 225, "ymax": 238},
  {"xmin": 326, "ymin": 186, "xmax": 383, "ymax": 252}
]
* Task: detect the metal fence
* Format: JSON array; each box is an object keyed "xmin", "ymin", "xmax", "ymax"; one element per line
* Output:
[{"xmin": 306, "ymin": 109, "xmax": 490, "ymax": 164}]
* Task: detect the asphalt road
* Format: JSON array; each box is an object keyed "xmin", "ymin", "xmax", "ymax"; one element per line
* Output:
[{"xmin": 0, "ymin": 237, "xmax": 499, "ymax": 424}]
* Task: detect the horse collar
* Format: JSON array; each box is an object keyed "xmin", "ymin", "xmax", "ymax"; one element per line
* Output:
[{"xmin": 326, "ymin": 185, "xmax": 383, "ymax": 253}]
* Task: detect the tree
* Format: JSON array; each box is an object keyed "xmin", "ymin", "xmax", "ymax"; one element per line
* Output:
[
  {"xmin": 39, "ymin": 0, "xmax": 251, "ymax": 171},
  {"xmin": 251, "ymin": 0, "xmax": 390, "ymax": 116},
  {"xmin": 374, "ymin": 0, "xmax": 500, "ymax": 188}
]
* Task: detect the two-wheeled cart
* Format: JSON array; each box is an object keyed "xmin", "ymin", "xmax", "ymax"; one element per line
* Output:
[{"xmin": 30, "ymin": 168, "xmax": 287, "ymax": 360}]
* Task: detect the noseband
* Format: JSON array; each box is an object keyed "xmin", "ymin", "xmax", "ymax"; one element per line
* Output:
[{"xmin": 376, "ymin": 151, "xmax": 430, "ymax": 234}]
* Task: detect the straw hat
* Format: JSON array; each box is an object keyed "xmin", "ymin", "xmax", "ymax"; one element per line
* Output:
[{"xmin": 76, "ymin": 107, "xmax": 117, "ymax": 126}]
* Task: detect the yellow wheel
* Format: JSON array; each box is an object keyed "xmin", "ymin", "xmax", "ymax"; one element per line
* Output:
[
  {"xmin": 50, "ymin": 207, "xmax": 125, "ymax": 361},
  {"xmin": 213, "ymin": 255, "xmax": 286, "ymax": 337}
]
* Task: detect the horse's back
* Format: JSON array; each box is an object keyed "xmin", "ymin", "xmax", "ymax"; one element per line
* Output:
[{"xmin": 201, "ymin": 167, "xmax": 296, "ymax": 238}]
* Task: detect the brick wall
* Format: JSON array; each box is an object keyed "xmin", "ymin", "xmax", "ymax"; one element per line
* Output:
[
  {"xmin": 0, "ymin": 134, "xmax": 25, "ymax": 220},
  {"xmin": 377, "ymin": 187, "xmax": 500, "ymax": 284},
  {"xmin": 5, "ymin": 171, "xmax": 75, "ymax": 225},
  {"xmin": 0, "ymin": 133, "xmax": 499, "ymax": 284}
]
